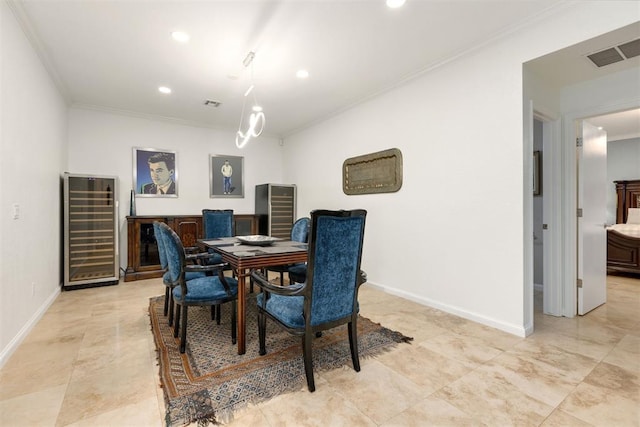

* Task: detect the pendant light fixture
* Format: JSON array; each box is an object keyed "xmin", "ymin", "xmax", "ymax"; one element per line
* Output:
[{"xmin": 236, "ymin": 51, "xmax": 266, "ymax": 149}]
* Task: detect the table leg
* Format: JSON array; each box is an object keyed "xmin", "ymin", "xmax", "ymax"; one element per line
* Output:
[{"xmin": 236, "ymin": 268, "xmax": 247, "ymax": 355}]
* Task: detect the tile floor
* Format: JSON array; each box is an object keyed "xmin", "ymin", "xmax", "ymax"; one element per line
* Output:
[{"xmin": 0, "ymin": 274, "xmax": 638, "ymax": 426}]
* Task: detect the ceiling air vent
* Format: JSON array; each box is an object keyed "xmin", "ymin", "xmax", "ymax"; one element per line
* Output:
[
  {"xmin": 618, "ymin": 38, "xmax": 640, "ymax": 59},
  {"xmin": 204, "ymin": 100, "xmax": 221, "ymax": 107},
  {"xmin": 586, "ymin": 38, "xmax": 640, "ymax": 68},
  {"xmin": 587, "ymin": 47, "xmax": 624, "ymax": 67}
]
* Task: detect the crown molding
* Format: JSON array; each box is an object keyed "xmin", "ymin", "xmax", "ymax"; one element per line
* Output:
[{"xmin": 6, "ymin": 0, "xmax": 72, "ymax": 105}]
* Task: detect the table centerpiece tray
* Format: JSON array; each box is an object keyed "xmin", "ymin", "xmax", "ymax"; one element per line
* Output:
[{"xmin": 236, "ymin": 235, "xmax": 281, "ymax": 246}]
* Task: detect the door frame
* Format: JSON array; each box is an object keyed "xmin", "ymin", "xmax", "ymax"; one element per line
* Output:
[
  {"xmin": 536, "ymin": 111, "xmax": 562, "ymax": 317},
  {"xmin": 525, "ymin": 102, "xmax": 561, "ymax": 334},
  {"xmin": 559, "ymin": 99, "xmax": 640, "ymax": 317}
]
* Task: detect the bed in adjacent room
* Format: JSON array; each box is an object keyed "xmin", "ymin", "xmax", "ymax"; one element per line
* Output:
[{"xmin": 607, "ymin": 179, "xmax": 640, "ymax": 275}]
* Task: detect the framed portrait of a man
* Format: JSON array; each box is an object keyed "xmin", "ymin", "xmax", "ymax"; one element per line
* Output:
[
  {"xmin": 133, "ymin": 148, "xmax": 178, "ymax": 197},
  {"xmin": 210, "ymin": 155, "xmax": 244, "ymax": 198}
]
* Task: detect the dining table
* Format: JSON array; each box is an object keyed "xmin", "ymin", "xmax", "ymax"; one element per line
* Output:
[{"xmin": 199, "ymin": 236, "xmax": 308, "ymax": 354}]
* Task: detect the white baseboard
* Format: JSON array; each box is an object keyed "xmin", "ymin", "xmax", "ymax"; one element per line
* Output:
[
  {"xmin": 0, "ymin": 287, "xmax": 60, "ymax": 369},
  {"xmin": 363, "ymin": 281, "xmax": 527, "ymax": 337}
]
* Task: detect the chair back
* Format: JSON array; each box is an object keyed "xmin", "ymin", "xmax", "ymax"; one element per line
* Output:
[
  {"xmin": 157, "ymin": 222, "xmax": 186, "ymax": 286},
  {"xmin": 202, "ymin": 209, "xmax": 234, "ymax": 239},
  {"xmin": 153, "ymin": 222, "xmax": 168, "ymax": 269},
  {"xmin": 290, "ymin": 217, "xmax": 310, "ymax": 243},
  {"xmin": 305, "ymin": 209, "xmax": 366, "ymax": 326}
]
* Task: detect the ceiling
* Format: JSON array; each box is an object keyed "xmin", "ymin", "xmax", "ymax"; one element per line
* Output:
[
  {"xmin": 10, "ymin": 0, "xmax": 640, "ymax": 139},
  {"xmin": 587, "ymin": 108, "xmax": 640, "ymax": 142},
  {"xmin": 526, "ymin": 21, "xmax": 640, "ymax": 141}
]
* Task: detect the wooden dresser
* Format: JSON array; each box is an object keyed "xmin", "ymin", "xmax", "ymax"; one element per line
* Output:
[
  {"xmin": 124, "ymin": 214, "xmax": 258, "ymax": 282},
  {"xmin": 614, "ymin": 180, "xmax": 640, "ymax": 224}
]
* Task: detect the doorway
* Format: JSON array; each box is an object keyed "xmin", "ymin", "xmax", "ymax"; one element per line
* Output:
[
  {"xmin": 533, "ymin": 118, "xmax": 544, "ymax": 313},
  {"xmin": 531, "ymin": 112, "xmax": 562, "ymax": 319}
]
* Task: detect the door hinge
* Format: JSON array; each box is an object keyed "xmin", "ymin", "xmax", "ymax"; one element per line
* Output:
[
  {"xmin": 577, "ymin": 208, "xmax": 583, "ymax": 217},
  {"xmin": 577, "ymin": 278, "xmax": 583, "ymax": 288},
  {"xmin": 576, "ymin": 137, "xmax": 583, "ymax": 147}
]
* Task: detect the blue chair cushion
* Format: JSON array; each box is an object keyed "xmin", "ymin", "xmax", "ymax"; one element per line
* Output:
[
  {"xmin": 287, "ymin": 263, "xmax": 307, "ymax": 283},
  {"xmin": 186, "ymin": 271, "xmax": 206, "ymax": 281},
  {"xmin": 203, "ymin": 210, "xmax": 233, "ymax": 239},
  {"xmin": 290, "ymin": 217, "xmax": 310, "ymax": 243},
  {"xmin": 203, "ymin": 251, "xmax": 223, "ymax": 265},
  {"xmin": 163, "ymin": 270, "xmax": 205, "ymax": 286},
  {"xmin": 257, "ymin": 293, "xmax": 305, "ymax": 328},
  {"xmin": 173, "ymin": 276, "xmax": 238, "ymax": 303}
]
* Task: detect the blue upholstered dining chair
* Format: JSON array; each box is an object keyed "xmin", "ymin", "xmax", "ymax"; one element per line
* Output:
[
  {"xmin": 202, "ymin": 209, "xmax": 234, "ymax": 265},
  {"xmin": 153, "ymin": 222, "xmax": 207, "ymax": 326},
  {"xmin": 161, "ymin": 223, "xmax": 239, "ymax": 354},
  {"xmin": 266, "ymin": 217, "xmax": 310, "ymax": 285},
  {"xmin": 251, "ymin": 209, "xmax": 367, "ymax": 392}
]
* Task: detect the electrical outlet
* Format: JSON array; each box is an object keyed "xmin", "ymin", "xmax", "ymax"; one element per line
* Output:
[{"xmin": 12, "ymin": 203, "xmax": 20, "ymax": 220}]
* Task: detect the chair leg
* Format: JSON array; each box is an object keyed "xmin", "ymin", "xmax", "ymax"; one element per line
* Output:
[
  {"xmin": 231, "ymin": 301, "xmax": 237, "ymax": 344},
  {"xmin": 174, "ymin": 304, "xmax": 181, "ymax": 338},
  {"xmin": 163, "ymin": 287, "xmax": 170, "ymax": 316},
  {"xmin": 210, "ymin": 305, "xmax": 220, "ymax": 323},
  {"xmin": 258, "ymin": 310, "xmax": 267, "ymax": 356},
  {"xmin": 302, "ymin": 333, "xmax": 316, "ymax": 392},
  {"xmin": 168, "ymin": 291, "xmax": 175, "ymax": 326},
  {"xmin": 348, "ymin": 318, "xmax": 361, "ymax": 372},
  {"xmin": 279, "ymin": 271, "xmax": 284, "ymax": 286},
  {"xmin": 179, "ymin": 306, "xmax": 188, "ymax": 353}
]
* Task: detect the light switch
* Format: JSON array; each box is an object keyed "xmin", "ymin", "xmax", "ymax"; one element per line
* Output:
[{"xmin": 12, "ymin": 203, "xmax": 19, "ymax": 220}]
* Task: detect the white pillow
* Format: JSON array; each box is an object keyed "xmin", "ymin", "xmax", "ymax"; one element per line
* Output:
[{"xmin": 627, "ymin": 208, "xmax": 640, "ymax": 224}]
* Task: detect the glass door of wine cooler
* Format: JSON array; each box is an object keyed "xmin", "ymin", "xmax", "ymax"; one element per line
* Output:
[{"xmin": 63, "ymin": 173, "xmax": 119, "ymax": 289}]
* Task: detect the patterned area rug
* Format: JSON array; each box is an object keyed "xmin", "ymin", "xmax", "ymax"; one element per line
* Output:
[{"xmin": 149, "ymin": 295, "xmax": 412, "ymax": 426}]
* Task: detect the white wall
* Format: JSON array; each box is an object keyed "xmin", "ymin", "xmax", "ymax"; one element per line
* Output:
[
  {"xmin": 607, "ymin": 137, "xmax": 640, "ymax": 224},
  {"xmin": 67, "ymin": 108, "xmax": 285, "ymax": 270},
  {"xmin": 283, "ymin": 1, "xmax": 639, "ymax": 336},
  {"xmin": 1, "ymin": 1, "xmax": 68, "ymax": 364}
]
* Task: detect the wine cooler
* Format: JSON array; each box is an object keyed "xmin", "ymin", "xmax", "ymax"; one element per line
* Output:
[
  {"xmin": 63, "ymin": 173, "xmax": 119, "ymax": 290},
  {"xmin": 255, "ymin": 184, "xmax": 297, "ymax": 239}
]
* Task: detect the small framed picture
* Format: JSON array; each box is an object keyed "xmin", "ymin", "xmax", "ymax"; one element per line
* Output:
[
  {"xmin": 133, "ymin": 148, "xmax": 178, "ymax": 197},
  {"xmin": 533, "ymin": 150, "xmax": 541, "ymax": 196},
  {"xmin": 210, "ymin": 155, "xmax": 244, "ymax": 198}
]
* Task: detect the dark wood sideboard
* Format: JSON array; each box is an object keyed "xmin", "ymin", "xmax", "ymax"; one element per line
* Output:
[{"xmin": 124, "ymin": 214, "xmax": 258, "ymax": 282}]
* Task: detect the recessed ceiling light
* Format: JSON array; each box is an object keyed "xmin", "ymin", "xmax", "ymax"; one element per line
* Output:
[
  {"xmin": 158, "ymin": 86, "xmax": 172, "ymax": 94},
  {"xmin": 296, "ymin": 69, "xmax": 309, "ymax": 79},
  {"xmin": 386, "ymin": 0, "xmax": 406, "ymax": 8},
  {"xmin": 171, "ymin": 31, "xmax": 190, "ymax": 43}
]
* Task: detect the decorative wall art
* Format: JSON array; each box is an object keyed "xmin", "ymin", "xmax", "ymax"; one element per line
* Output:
[
  {"xmin": 133, "ymin": 148, "xmax": 178, "ymax": 198},
  {"xmin": 343, "ymin": 148, "xmax": 403, "ymax": 195},
  {"xmin": 210, "ymin": 154, "xmax": 244, "ymax": 198}
]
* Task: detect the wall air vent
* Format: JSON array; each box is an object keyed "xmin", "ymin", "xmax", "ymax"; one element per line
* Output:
[
  {"xmin": 586, "ymin": 38, "xmax": 640, "ymax": 68},
  {"xmin": 204, "ymin": 100, "xmax": 221, "ymax": 107}
]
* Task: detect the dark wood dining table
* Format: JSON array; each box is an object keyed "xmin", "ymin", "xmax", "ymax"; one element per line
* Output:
[{"xmin": 199, "ymin": 237, "xmax": 308, "ymax": 354}]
